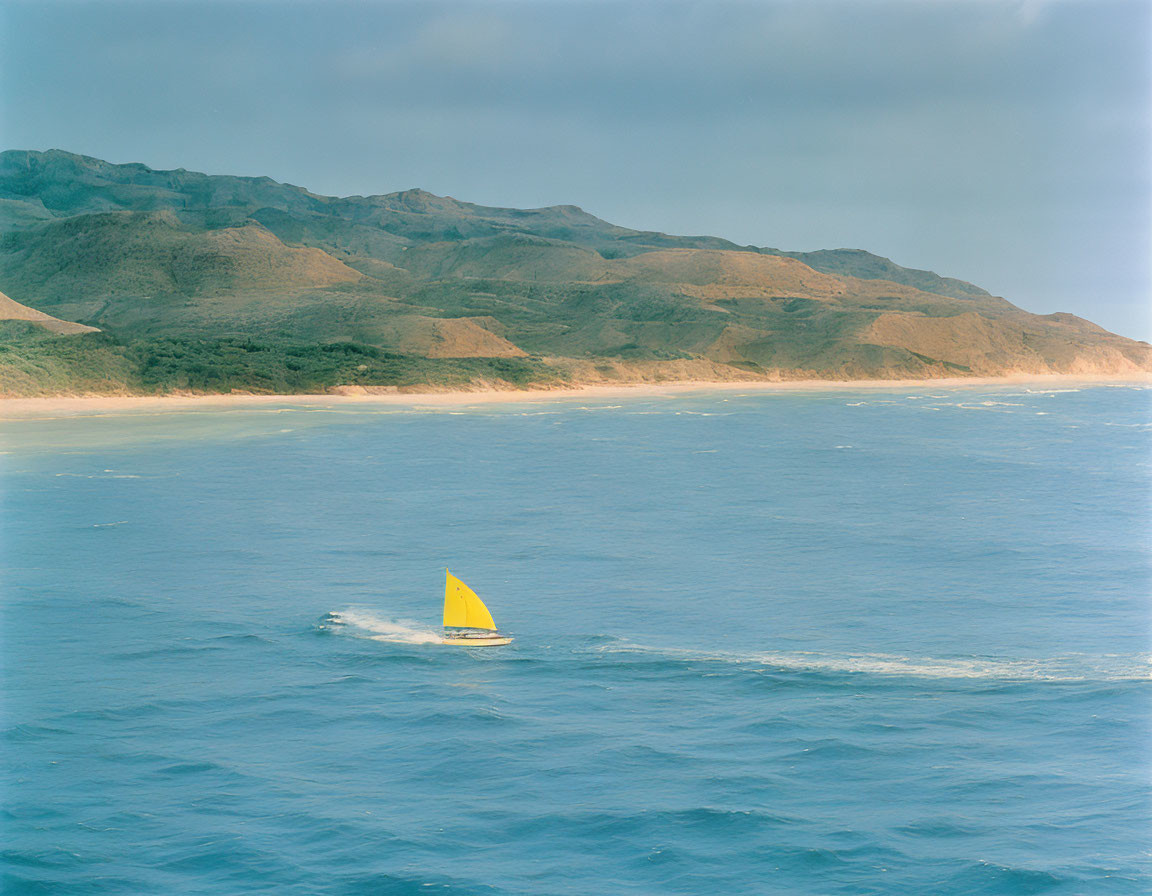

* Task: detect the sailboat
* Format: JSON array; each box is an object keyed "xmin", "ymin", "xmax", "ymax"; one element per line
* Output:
[{"xmin": 441, "ymin": 570, "xmax": 513, "ymax": 647}]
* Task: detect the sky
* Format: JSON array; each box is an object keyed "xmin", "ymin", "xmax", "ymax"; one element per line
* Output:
[{"xmin": 1, "ymin": 0, "xmax": 1149, "ymax": 339}]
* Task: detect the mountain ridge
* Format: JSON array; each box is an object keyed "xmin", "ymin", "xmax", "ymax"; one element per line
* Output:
[
  {"xmin": 0, "ymin": 149, "xmax": 1147, "ymax": 397},
  {"xmin": 0, "ymin": 150, "xmax": 988, "ymax": 297}
]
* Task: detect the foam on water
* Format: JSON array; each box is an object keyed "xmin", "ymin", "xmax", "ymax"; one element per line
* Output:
[
  {"xmin": 323, "ymin": 608, "xmax": 443, "ymax": 644},
  {"xmin": 1021, "ymin": 388, "xmax": 1083, "ymax": 394},
  {"xmin": 55, "ymin": 471, "xmax": 143, "ymax": 478},
  {"xmin": 323, "ymin": 613, "xmax": 1152, "ymax": 682},
  {"xmin": 591, "ymin": 640, "xmax": 1152, "ymax": 682}
]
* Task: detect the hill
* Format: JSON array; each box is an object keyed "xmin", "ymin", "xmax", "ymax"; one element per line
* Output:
[
  {"xmin": 0, "ymin": 289, "xmax": 98, "ymax": 335},
  {"xmin": 0, "ymin": 149, "xmax": 1148, "ymax": 396}
]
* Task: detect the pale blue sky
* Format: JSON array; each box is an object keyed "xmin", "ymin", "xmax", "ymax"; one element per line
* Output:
[{"xmin": 2, "ymin": 0, "xmax": 1149, "ymax": 338}]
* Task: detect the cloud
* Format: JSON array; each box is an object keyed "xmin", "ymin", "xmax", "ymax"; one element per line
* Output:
[{"xmin": 1, "ymin": 0, "xmax": 1149, "ymax": 337}]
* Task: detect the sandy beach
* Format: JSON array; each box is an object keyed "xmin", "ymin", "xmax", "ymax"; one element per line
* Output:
[{"xmin": 2, "ymin": 373, "xmax": 1147, "ymax": 419}]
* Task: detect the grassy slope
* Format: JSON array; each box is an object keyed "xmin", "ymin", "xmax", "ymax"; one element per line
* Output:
[{"xmin": 0, "ymin": 325, "xmax": 562, "ymax": 397}]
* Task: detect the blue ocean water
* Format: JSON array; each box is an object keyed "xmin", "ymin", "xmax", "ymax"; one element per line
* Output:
[{"xmin": 2, "ymin": 384, "xmax": 1150, "ymax": 895}]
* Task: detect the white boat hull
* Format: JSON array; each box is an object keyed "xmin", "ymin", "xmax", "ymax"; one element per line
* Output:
[{"xmin": 441, "ymin": 634, "xmax": 513, "ymax": 647}]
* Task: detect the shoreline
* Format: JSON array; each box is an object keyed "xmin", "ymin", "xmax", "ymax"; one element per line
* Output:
[{"xmin": 1, "ymin": 373, "xmax": 1147, "ymax": 419}]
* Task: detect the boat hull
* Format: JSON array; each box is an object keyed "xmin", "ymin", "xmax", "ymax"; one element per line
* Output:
[{"xmin": 441, "ymin": 635, "xmax": 513, "ymax": 647}]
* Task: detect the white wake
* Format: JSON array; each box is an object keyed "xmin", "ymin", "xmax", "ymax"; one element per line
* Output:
[
  {"xmin": 593, "ymin": 642, "xmax": 1152, "ymax": 682},
  {"xmin": 323, "ymin": 609, "xmax": 442, "ymax": 645}
]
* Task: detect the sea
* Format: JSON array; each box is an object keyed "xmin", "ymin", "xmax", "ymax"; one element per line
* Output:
[{"xmin": 2, "ymin": 384, "xmax": 1150, "ymax": 895}]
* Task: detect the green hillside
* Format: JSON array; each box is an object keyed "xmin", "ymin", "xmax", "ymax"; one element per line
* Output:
[{"xmin": 0, "ymin": 149, "xmax": 1148, "ymax": 396}]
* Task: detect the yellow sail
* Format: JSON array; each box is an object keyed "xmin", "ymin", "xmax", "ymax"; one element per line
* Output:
[{"xmin": 443, "ymin": 570, "xmax": 498, "ymax": 631}]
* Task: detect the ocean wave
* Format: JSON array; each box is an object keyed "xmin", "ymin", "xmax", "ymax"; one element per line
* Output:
[
  {"xmin": 112, "ymin": 642, "xmax": 234, "ymax": 661},
  {"xmin": 55, "ymin": 471, "xmax": 142, "ymax": 479},
  {"xmin": 321, "ymin": 609, "xmax": 443, "ymax": 645},
  {"xmin": 3, "ymin": 723, "xmax": 74, "ymax": 743},
  {"xmin": 945, "ymin": 859, "xmax": 1073, "ymax": 894},
  {"xmin": 587, "ymin": 640, "xmax": 1152, "ymax": 682},
  {"xmin": 1021, "ymin": 388, "xmax": 1082, "ymax": 394},
  {"xmin": 935, "ymin": 402, "xmax": 1023, "ymax": 412},
  {"xmin": 501, "ymin": 806, "xmax": 806, "ymax": 841}
]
